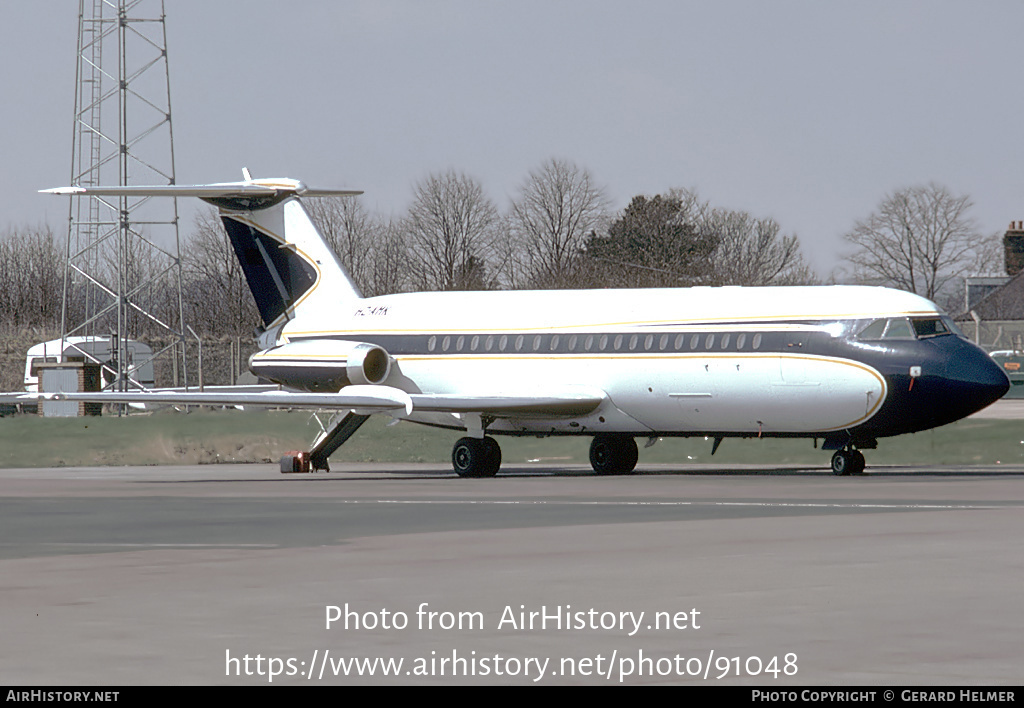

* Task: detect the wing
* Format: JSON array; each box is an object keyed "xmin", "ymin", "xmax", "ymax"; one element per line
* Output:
[
  {"xmin": 6, "ymin": 385, "xmax": 413, "ymax": 415},
  {"xmin": 4, "ymin": 385, "xmax": 607, "ymax": 418}
]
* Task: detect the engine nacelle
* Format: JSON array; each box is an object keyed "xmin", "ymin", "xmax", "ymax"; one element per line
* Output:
[{"xmin": 249, "ymin": 339, "xmax": 392, "ymax": 392}]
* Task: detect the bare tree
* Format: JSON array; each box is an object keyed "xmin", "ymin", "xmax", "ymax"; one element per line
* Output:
[
  {"xmin": 702, "ymin": 207, "xmax": 816, "ymax": 286},
  {"xmin": 403, "ymin": 170, "xmax": 500, "ymax": 291},
  {"xmin": 306, "ymin": 196, "xmax": 374, "ymax": 295},
  {"xmin": 506, "ymin": 158, "xmax": 609, "ymax": 288},
  {"xmin": 307, "ymin": 197, "xmax": 413, "ymax": 297},
  {"xmin": 0, "ymin": 226, "xmax": 62, "ymax": 330},
  {"xmin": 362, "ymin": 218, "xmax": 413, "ymax": 296},
  {"xmin": 842, "ymin": 184, "xmax": 998, "ymax": 302}
]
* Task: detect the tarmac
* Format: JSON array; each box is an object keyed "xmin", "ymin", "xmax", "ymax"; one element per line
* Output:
[
  {"xmin": 969, "ymin": 397, "xmax": 1024, "ymax": 419},
  {"xmin": 1, "ymin": 459, "xmax": 1022, "ymax": 685}
]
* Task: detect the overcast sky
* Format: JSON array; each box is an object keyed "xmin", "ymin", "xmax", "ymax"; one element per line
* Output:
[{"xmin": 3, "ymin": 0, "xmax": 1023, "ymax": 275}]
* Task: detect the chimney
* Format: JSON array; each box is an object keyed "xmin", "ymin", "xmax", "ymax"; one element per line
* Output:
[{"xmin": 1004, "ymin": 221, "xmax": 1024, "ymax": 276}]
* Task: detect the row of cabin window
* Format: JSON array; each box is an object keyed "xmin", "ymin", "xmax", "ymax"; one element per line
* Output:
[{"xmin": 425, "ymin": 332, "xmax": 765, "ymax": 354}]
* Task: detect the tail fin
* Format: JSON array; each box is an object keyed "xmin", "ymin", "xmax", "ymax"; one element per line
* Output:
[
  {"xmin": 219, "ymin": 194, "xmax": 362, "ymax": 332},
  {"xmin": 44, "ymin": 174, "xmax": 364, "ymax": 336}
]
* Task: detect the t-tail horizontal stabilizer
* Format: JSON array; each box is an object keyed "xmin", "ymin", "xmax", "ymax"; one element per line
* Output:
[
  {"xmin": 41, "ymin": 177, "xmax": 362, "ymax": 209},
  {"xmin": 43, "ymin": 171, "xmax": 366, "ymax": 337}
]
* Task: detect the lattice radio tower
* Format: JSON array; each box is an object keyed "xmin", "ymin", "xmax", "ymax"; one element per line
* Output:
[{"xmin": 63, "ymin": 0, "xmax": 187, "ymax": 390}]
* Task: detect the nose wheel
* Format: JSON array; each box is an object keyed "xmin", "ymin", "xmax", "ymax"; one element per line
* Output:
[{"xmin": 831, "ymin": 448, "xmax": 866, "ymax": 476}]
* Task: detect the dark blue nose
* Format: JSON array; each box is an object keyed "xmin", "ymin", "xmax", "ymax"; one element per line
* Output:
[
  {"xmin": 863, "ymin": 337, "xmax": 1010, "ymax": 437},
  {"xmin": 942, "ymin": 343, "xmax": 1010, "ymax": 417}
]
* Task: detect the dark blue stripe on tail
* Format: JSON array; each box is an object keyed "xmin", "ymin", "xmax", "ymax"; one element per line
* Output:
[{"xmin": 221, "ymin": 216, "xmax": 318, "ymax": 327}]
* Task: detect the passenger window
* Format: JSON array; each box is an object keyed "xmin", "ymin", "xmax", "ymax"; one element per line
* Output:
[
  {"xmin": 752, "ymin": 334, "xmax": 762, "ymax": 350},
  {"xmin": 674, "ymin": 334, "xmax": 684, "ymax": 350},
  {"xmin": 736, "ymin": 333, "xmax": 746, "ymax": 349}
]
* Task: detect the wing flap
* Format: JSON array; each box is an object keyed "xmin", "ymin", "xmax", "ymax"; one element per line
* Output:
[{"xmin": 410, "ymin": 388, "xmax": 606, "ymax": 417}]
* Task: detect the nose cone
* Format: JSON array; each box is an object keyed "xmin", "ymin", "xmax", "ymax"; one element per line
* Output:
[
  {"xmin": 943, "ymin": 345, "xmax": 1010, "ymax": 417},
  {"xmin": 850, "ymin": 337, "xmax": 1010, "ymax": 439}
]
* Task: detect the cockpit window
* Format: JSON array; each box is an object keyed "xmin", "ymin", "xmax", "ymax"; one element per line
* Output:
[
  {"xmin": 858, "ymin": 316, "xmax": 958, "ymax": 341},
  {"xmin": 911, "ymin": 317, "xmax": 951, "ymax": 338},
  {"xmin": 883, "ymin": 318, "xmax": 915, "ymax": 339},
  {"xmin": 942, "ymin": 316, "xmax": 967, "ymax": 338},
  {"xmin": 857, "ymin": 319, "xmax": 887, "ymax": 340}
]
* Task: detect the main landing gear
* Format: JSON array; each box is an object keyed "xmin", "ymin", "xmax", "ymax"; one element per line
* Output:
[
  {"xmin": 589, "ymin": 434, "xmax": 639, "ymax": 475},
  {"xmin": 449, "ymin": 434, "xmax": 641, "ymax": 478},
  {"xmin": 452, "ymin": 436, "xmax": 502, "ymax": 478},
  {"xmin": 830, "ymin": 447, "xmax": 866, "ymax": 476}
]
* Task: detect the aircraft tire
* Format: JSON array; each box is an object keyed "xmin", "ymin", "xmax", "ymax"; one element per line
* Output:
[
  {"xmin": 590, "ymin": 435, "xmax": 639, "ymax": 475},
  {"xmin": 481, "ymin": 436, "xmax": 501, "ymax": 477},
  {"xmin": 452, "ymin": 437, "xmax": 497, "ymax": 478},
  {"xmin": 831, "ymin": 450, "xmax": 852, "ymax": 476},
  {"xmin": 832, "ymin": 449, "xmax": 866, "ymax": 476},
  {"xmin": 850, "ymin": 449, "xmax": 866, "ymax": 475}
]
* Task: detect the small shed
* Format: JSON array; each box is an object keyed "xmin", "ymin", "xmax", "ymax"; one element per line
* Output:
[{"xmin": 37, "ymin": 362, "xmax": 102, "ymax": 417}]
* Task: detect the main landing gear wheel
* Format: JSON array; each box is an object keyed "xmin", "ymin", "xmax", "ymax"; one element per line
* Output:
[
  {"xmin": 589, "ymin": 435, "xmax": 639, "ymax": 475},
  {"xmin": 452, "ymin": 436, "xmax": 501, "ymax": 478},
  {"xmin": 831, "ymin": 448, "xmax": 866, "ymax": 476}
]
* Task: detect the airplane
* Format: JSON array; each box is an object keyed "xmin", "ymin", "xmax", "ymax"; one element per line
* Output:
[{"xmin": 18, "ymin": 174, "xmax": 1010, "ymax": 477}]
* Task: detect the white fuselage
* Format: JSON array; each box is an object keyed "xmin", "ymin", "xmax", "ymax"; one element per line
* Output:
[{"xmin": 268, "ymin": 284, "xmax": 938, "ymax": 438}]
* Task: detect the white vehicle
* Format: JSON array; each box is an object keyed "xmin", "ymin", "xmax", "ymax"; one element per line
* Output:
[
  {"xmin": 24, "ymin": 336, "xmax": 155, "ymax": 392},
  {"xmin": 24, "ymin": 174, "xmax": 1009, "ymax": 476}
]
